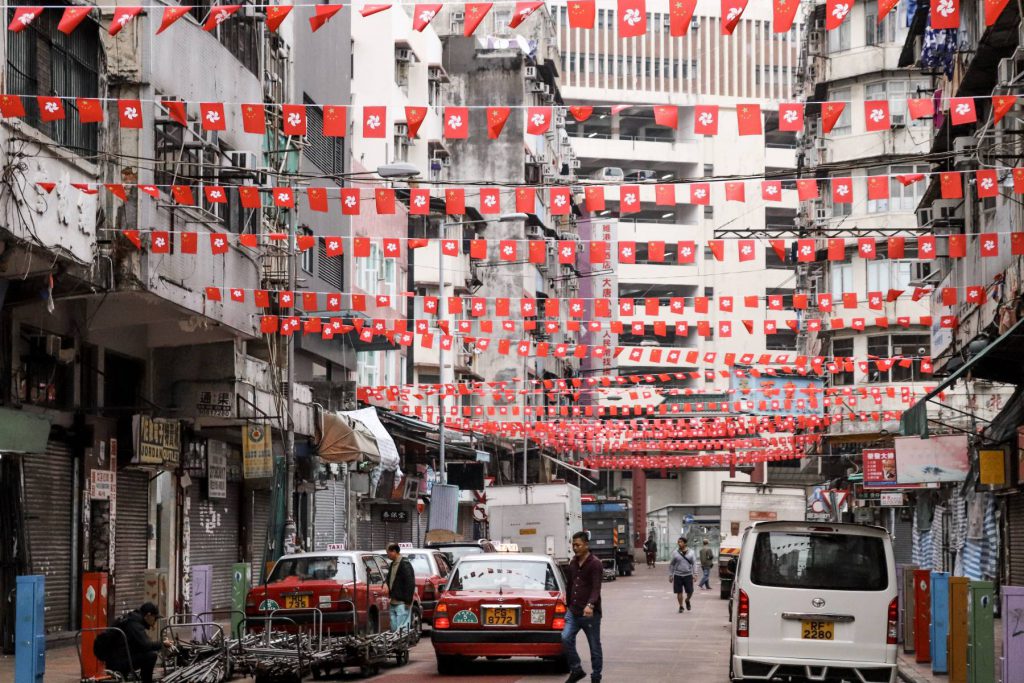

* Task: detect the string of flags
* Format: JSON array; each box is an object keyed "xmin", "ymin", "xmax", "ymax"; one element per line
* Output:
[
  {"xmin": 5, "ymin": 0, "xmax": 1011, "ymax": 40},
  {"xmin": 5, "ymin": 91, "xmax": 1015, "ymax": 139},
  {"xmin": 44, "ymin": 164, "xmax": 1022, "ymax": 217}
]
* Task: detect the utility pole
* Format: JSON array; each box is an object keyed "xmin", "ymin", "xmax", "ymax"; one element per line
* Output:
[
  {"xmin": 284, "ymin": 206, "xmax": 297, "ymax": 551},
  {"xmin": 523, "ymin": 354, "xmax": 528, "ymax": 485},
  {"xmin": 438, "ymin": 226, "xmax": 447, "ymax": 485}
]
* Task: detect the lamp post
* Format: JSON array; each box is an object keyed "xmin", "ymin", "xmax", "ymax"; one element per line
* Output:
[
  {"xmin": 436, "ymin": 212, "xmax": 528, "ymax": 486},
  {"xmin": 282, "ymin": 163, "xmax": 420, "ymax": 553}
]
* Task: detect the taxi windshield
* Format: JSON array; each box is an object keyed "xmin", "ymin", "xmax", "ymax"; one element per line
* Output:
[
  {"xmin": 405, "ymin": 553, "xmax": 434, "ymax": 576},
  {"xmin": 447, "ymin": 560, "xmax": 559, "ymax": 592},
  {"xmin": 268, "ymin": 557, "xmax": 353, "ymax": 583}
]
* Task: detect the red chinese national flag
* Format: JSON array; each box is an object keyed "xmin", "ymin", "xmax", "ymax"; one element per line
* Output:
[
  {"xmin": 721, "ymin": 0, "xmax": 747, "ymax": 34},
  {"xmin": 864, "ymin": 100, "xmax": 890, "ymax": 131},
  {"xmin": 322, "ymin": 105, "xmax": 346, "ymax": 137},
  {"xmin": 655, "ymin": 184, "xmax": 676, "ymax": 205},
  {"xmin": 241, "ymin": 103, "xmax": 266, "ymax": 134},
  {"xmin": 908, "ymin": 98, "xmax": 935, "ymax": 120},
  {"xmin": 567, "ymin": 0, "xmax": 596, "ymax": 28},
  {"xmin": 590, "ymin": 241, "xmax": 607, "ymax": 263},
  {"xmin": 585, "ymin": 186, "xmax": 605, "ymax": 212},
  {"xmin": 867, "ymin": 175, "xmax": 889, "ymax": 200},
  {"xmin": 725, "ymin": 182, "xmax": 745, "ymax": 202},
  {"xmin": 309, "ymin": 4, "xmax": 342, "ymax": 31},
  {"xmin": 516, "ymin": 187, "xmax": 535, "ymax": 213},
  {"xmin": 487, "ymin": 107, "xmax": 511, "ymax": 138},
  {"xmin": 362, "ymin": 106, "xmax": 387, "ymax": 138},
  {"xmin": 404, "ymin": 106, "xmax": 427, "ymax": 138},
  {"xmin": 617, "ymin": 0, "xmax": 647, "ymax": 37},
  {"xmin": 986, "ymin": 0, "xmax": 1010, "ymax": 25},
  {"xmin": 773, "ymin": 0, "xmax": 799, "ymax": 31},
  {"xmin": 1011, "ymin": 233, "xmax": 1024, "ymax": 256},
  {"xmin": 77, "ymin": 97, "xmax": 103, "ymax": 123},
  {"xmin": 58, "ymin": 6, "xmax": 91, "ymax": 34},
  {"xmin": 993, "ymin": 95, "xmax": 1017, "ymax": 124},
  {"xmin": 948, "ymin": 234, "xmax": 966, "ymax": 258},
  {"xmin": 1015, "ymin": 168, "xmax": 1024, "ymax": 194},
  {"xmin": 171, "ymin": 185, "xmax": 195, "ymax": 205},
  {"xmin": 888, "ymin": 237, "xmax": 905, "ymax": 259},
  {"xmin": 796, "ymin": 179, "xmax": 819, "ymax": 201},
  {"xmin": 375, "ymin": 188, "xmax": 396, "ymax": 214},
  {"xmin": 736, "ymin": 103, "xmax": 762, "ymax": 135},
  {"xmin": 446, "ymin": 188, "xmax": 466, "ymax": 215},
  {"xmin": 464, "ymin": 3, "xmax": 492, "ymax": 35},
  {"xmin": 669, "ymin": 0, "xmax": 697, "ymax": 35},
  {"xmin": 821, "ymin": 102, "xmax": 845, "ymax": 133},
  {"xmin": 930, "ymin": 0, "xmax": 960, "ymax": 29},
  {"xmin": 653, "ymin": 106, "xmax": 678, "ymax": 129},
  {"xmin": 940, "ymin": 172, "xmax": 963, "ymax": 199},
  {"xmin": 0, "ymin": 95, "xmax": 25, "ymax": 119},
  {"xmin": 828, "ymin": 238, "xmax": 845, "ymax": 261},
  {"xmin": 265, "ymin": 4, "xmax": 293, "ymax": 31}
]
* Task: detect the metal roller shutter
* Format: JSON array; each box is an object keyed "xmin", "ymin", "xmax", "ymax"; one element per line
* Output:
[
  {"xmin": 314, "ymin": 479, "xmax": 348, "ymax": 551},
  {"xmin": 893, "ymin": 518, "xmax": 914, "ymax": 566},
  {"xmin": 22, "ymin": 442, "xmax": 75, "ymax": 634},
  {"xmin": 1007, "ymin": 496, "xmax": 1024, "ymax": 585},
  {"xmin": 250, "ymin": 489, "xmax": 272, "ymax": 583},
  {"xmin": 114, "ymin": 470, "xmax": 150, "ymax": 617},
  {"xmin": 190, "ymin": 483, "xmax": 241, "ymax": 611}
]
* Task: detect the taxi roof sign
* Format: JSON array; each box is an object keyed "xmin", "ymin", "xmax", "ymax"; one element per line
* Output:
[
  {"xmin": 494, "ymin": 543, "xmax": 520, "ymax": 552},
  {"xmin": 326, "ymin": 543, "xmax": 346, "ymax": 551},
  {"xmin": 398, "ymin": 542, "xmax": 414, "ymax": 549}
]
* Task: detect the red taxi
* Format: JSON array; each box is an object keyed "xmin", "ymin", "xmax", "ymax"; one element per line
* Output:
[
  {"xmin": 400, "ymin": 548, "xmax": 452, "ymax": 627},
  {"xmin": 430, "ymin": 553, "xmax": 569, "ymax": 674},
  {"xmin": 245, "ymin": 550, "xmax": 396, "ymax": 635}
]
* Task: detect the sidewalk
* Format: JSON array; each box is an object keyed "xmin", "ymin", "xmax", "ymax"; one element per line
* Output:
[{"xmin": 896, "ymin": 617, "xmax": 1003, "ymax": 683}]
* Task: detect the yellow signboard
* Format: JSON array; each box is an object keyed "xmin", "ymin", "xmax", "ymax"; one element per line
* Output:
[
  {"xmin": 133, "ymin": 415, "xmax": 180, "ymax": 467},
  {"xmin": 242, "ymin": 423, "xmax": 273, "ymax": 479},
  {"xmin": 979, "ymin": 449, "xmax": 1006, "ymax": 486}
]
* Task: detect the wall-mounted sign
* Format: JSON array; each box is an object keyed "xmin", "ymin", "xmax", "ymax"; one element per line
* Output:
[
  {"xmin": 380, "ymin": 508, "xmax": 409, "ymax": 523},
  {"xmin": 880, "ymin": 492, "xmax": 905, "ymax": 507},
  {"xmin": 863, "ymin": 449, "xmax": 897, "ymax": 486},
  {"xmin": 90, "ymin": 469, "xmax": 116, "ymax": 500},
  {"xmin": 979, "ymin": 448, "xmax": 1007, "ymax": 486},
  {"xmin": 242, "ymin": 423, "xmax": 272, "ymax": 479},
  {"xmin": 196, "ymin": 386, "xmax": 234, "ymax": 418},
  {"xmin": 133, "ymin": 415, "xmax": 181, "ymax": 467},
  {"xmin": 207, "ymin": 440, "xmax": 228, "ymax": 499}
]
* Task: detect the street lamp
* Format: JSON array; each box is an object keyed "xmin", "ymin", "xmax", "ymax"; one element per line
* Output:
[
  {"xmin": 437, "ymin": 212, "xmax": 527, "ymax": 485},
  {"xmin": 375, "ymin": 162, "xmax": 421, "ymax": 179}
]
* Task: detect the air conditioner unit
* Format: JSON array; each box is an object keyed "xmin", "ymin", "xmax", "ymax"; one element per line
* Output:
[
  {"xmin": 890, "ymin": 113, "xmax": 906, "ymax": 127},
  {"xmin": 525, "ymin": 65, "xmax": 538, "ymax": 80},
  {"xmin": 526, "ymin": 224, "xmax": 543, "ymax": 239},
  {"xmin": 555, "ymin": 111, "xmax": 566, "ymax": 127},
  {"xmin": 953, "ymin": 136, "xmax": 977, "ymax": 169},
  {"xmin": 542, "ymin": 166, "xmax": 555, "ymax": 177},
  {"xmin": 814, "ymin": 137, "xmax": 828, "ymax": 150},
  {"xmin": 916, "ymin": 207, "xmax": 933, "ymax": 226},
  {"xmin": 814, "ymin": 207, "xmax": 828, "ymax": 222},
  {"xmin": 395, "ymin": 48, "xmax": 414, "ymax": 63}
]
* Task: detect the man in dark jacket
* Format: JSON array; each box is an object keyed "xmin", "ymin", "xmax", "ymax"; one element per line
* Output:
[
  {"xmin": 385, "ymin": 543, "xmax": 416, "ymax": 630},
  {"xmin": 562, "ymin": 530, "xmax": 603, "ymax": 683},
  {"xmin": 95, "ymin": 602, "xmax": 171, "ymax": 683}
]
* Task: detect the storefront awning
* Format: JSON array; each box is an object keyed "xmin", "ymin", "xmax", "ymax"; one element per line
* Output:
[
  {"xmin": 901, "ymin": 317, "xmax": 1024, "ymax": 438},
  {"xmin": 0, "ymin": 408, "xmax": 51, "ymax": 453},
  {"xmin": 316, "ymin": 412, "xmax": 381, "ymax": 464}
]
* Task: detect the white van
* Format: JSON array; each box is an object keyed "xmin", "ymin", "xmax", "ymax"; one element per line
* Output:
[{"xmin": 729, "ymin": 522, "xmax": 897, "ymax": 683}]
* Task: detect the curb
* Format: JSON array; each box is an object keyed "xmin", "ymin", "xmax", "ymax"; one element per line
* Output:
[{"xmin": 897, "ymin": 659, "xmax": 934, "ymax": 683}]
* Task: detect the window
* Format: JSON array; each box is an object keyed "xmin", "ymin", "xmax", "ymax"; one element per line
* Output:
[
  {"xmin": 300, "ymin": 228, "xmax": 314, "ymax": 273},
  {"xmin": 867, "ymin": 334, "xmax": 930, "ymax": 382},
  {"xmin": 318, "ymin": 238, "xmax": 344, "ymax": 289},
  {"xmin": 751, "ymin": 531, "xmax": 888, "ymax": 591},
  {"xmin": 269, "ymin": 556, "xmax": 351, "ymax": 582},
  {"xmin": 830, "ymin": 263, "xmax": 853, "ymax": 295},
  {"xmin": 827, "ymin": 19, "xmax": 851, "ymax": 53},
  {"xmin": 867, "ymin": 164, "xmax": 890, "ymax": 213},
  {"xmin": 831, "ymin": 338, "xmax": 855, "ymax": 385},
  {"xmin": 7, "ymin": 2, "xmax": 100, "ymax": 155},
  {"xmin": 829, "ymin": 88, "xmax": 852, "ymax": 135},
  {"xmin": 304, "ymin": 95, "xmax": 346, "ymax": 175},
  {"xmin": 358, "ymin": 351, "xmax": 381, "ymax": 388},
  {"xmin": 448, "ymin": 560, "xmax": 560, "ymax": 591},
  {"xmin": 865, "ymin": 9, "xmax": 907, "ymax": 45},
  {"xmin": 868, "ymin": 260, "xmax": 917, "ymax": 292},
  {"xmin": 450, "ymin": 10, "xmax": 464, "ymax": 34},
  {"xmin": 493, "ymin": 9, "xmax": 511, "ymax": 32},
  {"xmin": 888, "ymin": 164, "xmax": 931, "ymax": 210},
  {"xmin": 363, "ymin": 557, "xmax": 385, "ymax": 584}
]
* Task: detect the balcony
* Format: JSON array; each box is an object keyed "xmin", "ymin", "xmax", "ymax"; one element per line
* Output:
[
  {"xmin": 413, "ymin": 240, "xmax": 475, "ymax": 291},
  {"xmin": 571, "ymin": 133, "xmax": 699, "ymax": 166},
  {"xmin": 826, "ymin": 45, "xmax": 906, "ymax": 83}
]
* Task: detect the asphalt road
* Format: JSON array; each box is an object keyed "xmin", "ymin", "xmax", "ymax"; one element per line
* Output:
[{"xmin": 373, "ymin": 565, "xmax": 733, "ymax": 682}]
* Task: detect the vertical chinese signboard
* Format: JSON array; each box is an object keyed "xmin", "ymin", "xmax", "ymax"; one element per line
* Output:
[
  {"xmin": 207, "ymin": 440, "xmax": 228, "ymax": 499},
  {"xmin": 578, "ymin": 217, "xmax": 619, "ymax": 395},
  {"xmin": 132, "ymin": 416, "xmax": 181, "ymax": 467},
  {"xmin": 242, "ymin": 423, "xmax": 272, "ymax": 479}
]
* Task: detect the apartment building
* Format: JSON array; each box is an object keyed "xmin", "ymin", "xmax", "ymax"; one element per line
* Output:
[
  {"xmin": 0, "ymin": 6, "xmax": 343, "ymax": 642},
  {"xmin": 551, "ymin": 0, "xmax": 800, "ymax": 512}
]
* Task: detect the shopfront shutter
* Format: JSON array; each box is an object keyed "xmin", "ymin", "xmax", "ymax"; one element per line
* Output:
[
  {"xmin": 189, "ymin": 483, "xmax": 241, "ymax": 611},
  {"xmin": 893, "ymin": 518, "xmax": 914, "ymax": 566},
  {"xmin": 114, "ymin": 470, "xmax": 150, "ymax": 617},
  {"xmin": 314, "ymin": 479, "xmax": 348, "ymax": 551},
  {"xmin": 1007, "ymin": 495, "xmax": 1024, "ymax": 585},
  {"xmin": 250, "ymin": 489, "xmax": 273, "ymax": 583},
  {"xmin": 22, "ymin": 441, "xmax": 75, "ymax": 634}
]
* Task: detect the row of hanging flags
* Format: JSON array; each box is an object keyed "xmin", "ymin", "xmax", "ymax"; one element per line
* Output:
[
  {"xmin": 5, "ymin": 0, "xmax": 1013, "ymax": 38},
  {"xmin": 38, "ymin": 164, "xmax": 1023, "ymax": 214},
  {"xmin": 2, "ymin": 91, "xmax": 1014, "ymax": 139}
]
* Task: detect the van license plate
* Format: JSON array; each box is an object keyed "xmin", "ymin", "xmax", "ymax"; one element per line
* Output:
[
  {"xmin": 482, "ymin": 607, "xmax": 519, "ymax": 626},
  {"xmin": 801, "ymin": 620, "xmax": 834, "ymax": 640}
]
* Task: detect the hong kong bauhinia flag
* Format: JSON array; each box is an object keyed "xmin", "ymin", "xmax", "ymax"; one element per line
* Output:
[{"xmin": 617, "ymin": 0, "xmax": 647, "ymax": 37}]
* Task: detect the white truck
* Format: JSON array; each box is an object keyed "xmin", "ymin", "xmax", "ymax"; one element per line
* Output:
[
  {"xmin": 717, "ymin": 481, "xmax": 807, "ymax": 599},
  {"xmin": 486, "ymin": 483, "xmax": 583, "ymax": 569}
]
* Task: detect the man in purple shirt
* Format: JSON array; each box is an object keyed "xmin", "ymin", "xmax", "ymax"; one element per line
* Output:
[{"xmin": 562, "ymin": 530, "xmax": 603, "ymax": 683}]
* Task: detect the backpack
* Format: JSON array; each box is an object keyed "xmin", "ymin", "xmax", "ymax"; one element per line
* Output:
[{"xmin": 92, "ymin": 628, "xmax": 116, "ymax": 661}]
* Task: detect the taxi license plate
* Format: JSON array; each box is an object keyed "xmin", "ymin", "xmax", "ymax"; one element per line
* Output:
[
  {"xmin": 482, "ymin": 607, "xmax": 519, "ymax": 626},
  {"xmin": 284, "ymin": 594, "xmax": 311, "ymax": 609},
  {"xmin": 801, "ymin": 620, "xmax": 834, "ymax": 640}
]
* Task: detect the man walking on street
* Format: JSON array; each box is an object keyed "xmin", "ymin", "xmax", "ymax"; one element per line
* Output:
[
  {"xmin": 698, "ymin": 539, "xmax": 715, "ymax": 590},
  {"xmin": 385, "ymin": 543, "xmax": 416, "ymax": 630},
  {"xmin": 668, "ymin": 536, "xmax": 697, "ymax": 612},
  {"xmin": 563, "ymin": 530, "xmax": 603, "ymax": 683}
]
